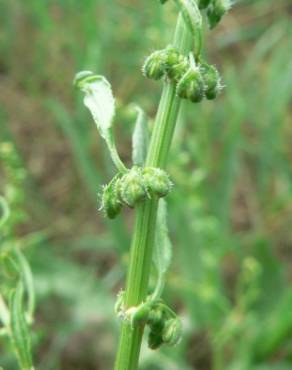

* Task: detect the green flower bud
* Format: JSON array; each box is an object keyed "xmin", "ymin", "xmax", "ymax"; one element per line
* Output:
[
  {"xmin": 206, "ymin": 84, "xmax": 224, "ymax": 99},
  {"xmin": 148, "ymin": 330, "xmax": 164, "ymax": 350},
  {"xmin": 162, "ymin": 318, "xmax": 183, "ymax": 346},
  {"xmin": 101, "ymin": 176, "xmax": 122, "ymax": 219},
  {"xmin": 200, "ymin": 61, "xmax": 222, "ymax": 100},
  {"xmin": 176, "ymin": 66, "xmax": 204, "ymax": 103},
  {"xmin": 161, "ymin": 46, "xmax": 189, "ymax": 82},
  {"xmin": 142, "ymin": 167, "xmax": 172, "ymax": 198},
  {"xmin": 119, "ymin": 167, "xmax": 147, "ymax": 208},
  {"xmin": 166, "ymin": 57, "xmax": 189, "ymax": 83},
  {"xmin": 142, "ymin": 50, "xmax": 166, "ymax": 80},
  {"xmin": 198, "ymin": 0, "xmax": 212, "ymax": 9},
  {"xmin": 164, "ymin": 46, "xmax": 181, "ymax": 67},
  {"xmin": 147, "ymin": 306, "xmax": 165, "ymax": 332},
  {"xmin": 207, "ymin": 0, "xmax": 232, "ymax": 29}
]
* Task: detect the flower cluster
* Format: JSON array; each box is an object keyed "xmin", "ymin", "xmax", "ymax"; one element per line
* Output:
[
  {"xmin": 160, "ymin": 0, "xmax": 232, "ymax": 29},
  {"xmin": 143, "ymin": 46, "xmax": 222, "ymax": 103},
  {"xmin": 147, "ymin": 303, "xmax": 183, "ymax": 349},
  {"xmin": 101, "ymin": 166, "xmax": 172, "ymax": 219},
  {"xmin": 199, "ymin": 0, "xmax": 233, "ymax": 29},
  {"xmin": 115, "ymin": 292, "xmax": 183, "ymax": 349}
]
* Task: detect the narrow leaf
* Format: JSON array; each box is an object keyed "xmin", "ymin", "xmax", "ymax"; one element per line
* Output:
[
  {"xmin": 9, "ymin": 283, "xmax": 33, "ymax": 370},
  {"xmin": 15, "ymin": 250, "xmax": 35, "ymax": 322},
  {"xmin": 173, "ymin": 0, "xmax": 202, "ymax": 55},
  {"xmin": 132, "ymin": 106, "xmax": 149, "ymax": 166},
  {"xmin": 1, "ymin": 252, "xmax": 20, "ymax": 279},
  {"xmin": 173, "ymin": 0, "xmax": 202, "ymax": 35},
  {"xmin": 152, "ymin": 200, "xmax": 173, "ymax": 299},
  {"xmin": 153, "ymin": 199, "xmax": 173, "ymax": 292}
]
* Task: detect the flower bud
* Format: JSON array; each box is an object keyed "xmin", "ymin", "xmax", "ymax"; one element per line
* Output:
[
  {"xmin": 198, "ymin": 0, "xmax": 212, "ymax": 9},
  {"xmin": 176, "ymin": 67, "xmax": 204, "ymax": 103},
  {"xmin": 207, "ymin": 0, "xmax": 232, "ymax": 29},
  {"xmin": 147, "ymin": 306, "xmax": 165, "ymax": 332},
  {"xmin": 162, "ymin": 46, "xmax": 189, "ymax": 82},
  {"xmin": 164, "ymin": 46, "xmax": 181, "ymax": 67},
  {"xmin": 142, "ymin": 50, "xmax": 166, "ymax": 80},
  {"xmin": 200, "ymin": 61, "xmax": 222, "ymax": 100},
  {"xmin": 142, "ymin": 167, "xmax": 172, "ymax": 198},
  {"xmin": 148, "ymin": 330, "xmax": 164, "ymax": 350},
  {"xmin": 119, "ymin": 167, "xmax": 147, "ymax": 208},
  {"xmin": 101, "ymin": 177, "xmax": 122, "ymax": 219},
  {"xmin": 162, "ymin": 318, "xmax": 183, "ymax": 346},
  {"xmin": 166, "ymin": 57, "xmax": 189, "ymax": 83}
]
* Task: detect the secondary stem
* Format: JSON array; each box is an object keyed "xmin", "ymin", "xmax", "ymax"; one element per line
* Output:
[{"xmin": 114, "ymin": 14, "xmax": 192, "ymax": 370}]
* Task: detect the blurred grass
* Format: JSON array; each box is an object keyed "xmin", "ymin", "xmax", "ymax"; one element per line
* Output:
[{"xmin": 0, "ymin": 0, "xmax": 292, "ymax": 369}]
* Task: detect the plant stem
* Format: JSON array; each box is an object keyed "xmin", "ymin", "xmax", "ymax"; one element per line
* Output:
[{"xmin": 114, "ymin": 14, "xmax": 192, "ymax": 370}]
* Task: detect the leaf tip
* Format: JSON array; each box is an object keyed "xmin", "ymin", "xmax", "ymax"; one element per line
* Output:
[{"xmin": 73, "ymin": 70, "xmax": 105, "ymax": 90}]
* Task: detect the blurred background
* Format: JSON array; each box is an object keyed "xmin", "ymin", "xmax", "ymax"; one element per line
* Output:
[{"xmin": 0, "ymin": 0, "xmax": 292, "ymax": 369}]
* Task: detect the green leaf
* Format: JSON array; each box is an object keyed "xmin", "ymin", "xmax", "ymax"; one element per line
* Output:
[
  {"xmin": 152, "ymin": 199, "xmax": 173, "ymax": 299},
  {"xmin": 9, "ymin": 283, "xmax": 33, "ymax": 370},
  {"xmin": 173, "ymin": 0, "xmax": 202, "ymax": 55},
  {"xmin": 132, "ymin": 106, "xmax": 149, "ymax": 166},
  {"xmin": 74, "ymin": 71, "xmax": 115, "ymax": 140},
  {"xmin": 1, "ymin": 252, "xmax": 20, "ymax": 279},
  {"xmin": 254, "ymin": 290, "xmax": 292, "ymax": 360},
  {"xmin": 0, "ymin": 249, "xmax": 35, "ymax": 321},
  {"xmin": 74, "ymin": 71, "xmax": 127, "ymax": 173},
  {"xmin": 15, "ymin": 250, "xmax": 35, "ymax": 322}
]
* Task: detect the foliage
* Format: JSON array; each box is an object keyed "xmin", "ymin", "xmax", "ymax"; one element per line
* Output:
[{"xmin": 0, "ymin": 0, "xmax": 292, "ymax": 369}]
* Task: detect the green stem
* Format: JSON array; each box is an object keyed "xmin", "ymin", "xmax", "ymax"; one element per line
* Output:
[{"xmin": 114, "ymin": 14, "xmax": 192, "ymax": 370}]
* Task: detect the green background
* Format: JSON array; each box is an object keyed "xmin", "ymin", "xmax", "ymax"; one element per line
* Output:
[{"xmin": 0, "ymin": 0, "xmax": 292, "ymax": 369}]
